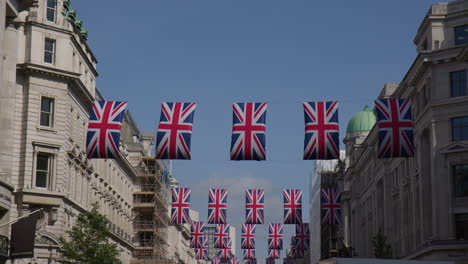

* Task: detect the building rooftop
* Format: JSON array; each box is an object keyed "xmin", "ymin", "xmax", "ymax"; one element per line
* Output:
[{"xmin": 346, "ymin": 105, "xmax": 376, "ymax": 134}]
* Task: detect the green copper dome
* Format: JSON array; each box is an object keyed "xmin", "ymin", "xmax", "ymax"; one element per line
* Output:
[{"xmin": 346, "ymin": 105, "xmax": 376, "ymax": 134}]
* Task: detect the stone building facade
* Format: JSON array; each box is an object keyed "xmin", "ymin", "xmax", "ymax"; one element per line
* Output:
[
  {"xmin": 0, "ymin": 1, "xmax": 167, "ymax": 263},
  {"xmin": 341, "ymin": 0, "xmax": 468, "ymax": 262}
]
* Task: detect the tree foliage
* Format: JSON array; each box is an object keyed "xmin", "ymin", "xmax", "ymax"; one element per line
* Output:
[
  {"xmin": 372, "ymin": 229, "xmax": 392, "ymax": 259},
  {"xmin": 59, "ymin": 203, "xmax": 120, "ymax": 264}
]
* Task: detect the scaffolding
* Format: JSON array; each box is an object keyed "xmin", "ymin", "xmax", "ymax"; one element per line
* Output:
[{"xmin": 132, "ymin": 157, "xmax": 175, "ymax": 264}]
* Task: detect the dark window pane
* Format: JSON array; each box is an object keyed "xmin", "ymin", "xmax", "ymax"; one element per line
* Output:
[
  {"xmin": 40, "ymin": 113, "xmax": 50, "ymax": 126},
  {"xmin": 41, "ymin": 97, "xmax": 51, "ymax": 112},
  {"xmin": 456, "ymin": 213, "xmax": 468, "ymax": 239},
  {"xmin": 44, "ymin": 52, "xmax": 53, "ymax": 63},
  {"xmin": 455, "ymin": 25, "xmax": 468, "ymax": 45},
  {"xmin": 453, "ymin": 117, "xmax": 468, "ymax": 141},
  {"xmin": 37, "ymin": 154, "xmax": 49, "ymax": 171},
  {"xmin": 454, "ymin": 165, "xmax": 468, "ymax": 198},
  {"xmin": 36, "ymin": 171, "xmax": 48, "ymax": 188},
  {"xmin": 47, "ymin": 0, "xmax": 55, "ymax": 8},
  {"xmin": 47, "ymin": 9, "xmax": 55, "ymax": 22},
  {"xmin": 45, "ymin": 39, "xmax": 54, "ymax": 52},
  {"xmin": 451, "ymin": 71, "xmax": 467, "ymax": 97}
]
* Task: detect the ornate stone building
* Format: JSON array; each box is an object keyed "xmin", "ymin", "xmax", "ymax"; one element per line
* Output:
[
  {"xmin": 341, "ymin": 0, "xmax": 468, "ymax": 262},
  {"xmin": 0, "ymin": 1, "xmax": 170, "ymax": 263}
]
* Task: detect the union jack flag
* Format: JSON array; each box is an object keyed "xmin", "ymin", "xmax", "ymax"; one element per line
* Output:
[
  {"xmin": 214, "ymin": 224, "xmax": 230, "ymax": 248},
  {"xmin": 155, "ymin": 102, "xmax": 197, "ymax": 160},
  {"xmin": 268, "ymin": 249, "xmax": 281, "ymax": 259},
  {"xmin": 295, "ymin": 223, "xmax": 310, "ymax": 251},
  {"xmin": 247, "ymin": 259, "xmax": 257, "ymax": 264},
  {"xmin": 218, "ymin": 238, "xmax": 233, "ymax": 260},
  {"xmin": 230, "ymin": 103, "xmax": 268, "ymax": 160},
  {"xmin": 191, "ymin": 221, "xmax": 205, "ymax": 248},
  {"xmin": 283, "ymin": 189, "xmax": 302, "ymax": 224},
  {"xmin": 291, "ymin": 242, "xmax": 304, "ymax": 259},
  {"xmin": 230, "ymin": 257, "xmax": 239, "ymax": 264},
  {"xmin": 171, "ymin": 188, "xmax": 191, "ymax": 224},
  {"xmin": 86, "ymin": 101, "xmax": 128, "ymax": 159},
  {"xmin": 266, "ymin": 259, "xmax": 275, "ymax": 264},
  {"xmin": 241, "ymin": 224, "xmax": 256, "ymax": 249},
  {"xmin": 375, "ymin": 99, "xmax": 414, "ymax": 158},
  {"xmin": 212, "ymin": 256, "xmax": 221, "ymax": 264},
  {"xmin": 321, "ymin": 188, "xmax": 342, "ymax": 225},
  {"xmin": 303, "ymin": 101, "xmax": 339, "ymax": 160},
  {"xmin": 268, "ymin": 223, "xmax": 283, "ymax": 249},
  {"xmin": 243, "ymin": 249, "xmax": 256, "ymax": 260},
  {"xmin": 245, "ymin": 189, "xmax": 265, "ymax": 224},
  {"xmin": 195, "ymin": 237, "xmax": 209, "ymax": 260},
  {"xmin": 208, "ymin": 189, "xmax": 228, "ymax": 224}
]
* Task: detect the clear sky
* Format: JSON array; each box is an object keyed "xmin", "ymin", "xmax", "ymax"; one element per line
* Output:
[{"xmin": 75, "ymin": 0, "xmax": 435, "ymax": 261}]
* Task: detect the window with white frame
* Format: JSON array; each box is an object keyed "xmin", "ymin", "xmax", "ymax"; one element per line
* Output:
[
  {"xmin": 36, "ymin": 153, "xmax": 52, "ymax": 188},
  {"xmin": 46, "ymin": 0, "xmax": 56, "ymax": 22},
  {"xmin": 44, "ymin": 38, "xmax": 55, "ymax": 64},
  {"xmin": 40, "ymin": 97, "xmax": 54, "ymax": 127}
]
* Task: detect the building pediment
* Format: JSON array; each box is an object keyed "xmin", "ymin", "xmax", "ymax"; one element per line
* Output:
[{"xmin": 440, "ymin": 142, "xmax": 468, "ymax": 154}]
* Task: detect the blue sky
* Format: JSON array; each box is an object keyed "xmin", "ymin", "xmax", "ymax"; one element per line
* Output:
[{"xmin": 74, "ymin": 0, "xmax": 435, "ymax": 261}]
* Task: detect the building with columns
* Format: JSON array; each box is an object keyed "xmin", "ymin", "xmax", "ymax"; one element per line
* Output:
[{"xmin": 340, "ymin": 0, "xmax": 468, "ymax": 262}]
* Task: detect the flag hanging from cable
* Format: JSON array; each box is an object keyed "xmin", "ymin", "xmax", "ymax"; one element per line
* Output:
[
  {"xmin": 375, "ymin": 99, "xmax": 414, "ymax": 158},
  {"xmin": 245, "ymin": 189, "xmax": 265, "ymax": 224},
  {"xmin": 171, "ymin": 187, "xmax": 191, "ymax": 224},
  {"xmin": 214, "ymin": 224, "xmax": 230, "ymax": 248},
  {"xmin": 191, "ymin": 221, "xmax": 205, "ymax": 248},
  {"xmin": 268, "ymin": 223, "xmax": 284, "ymax": 249},
  {"xmin": 243, "ymin": 249, "xmax": 256, "ymax": 260},
  {"xmin": 230, "ymin": 103, "xmax": 267, "ymax": 160},
  {"xmin": 208, "ymin": 189, "xmax": 228, "ymax": 224},
  {"xmin": 283, "ymin": 189, "xmax": 302, "ymax": 224},
  {"xmin": 155, "ymin": 102, "xmax": 197, "ymax": 159},
  {"xmin": 86, "ymin": 101, "xmax": 127, "ymax": 159},
  {"xmin": 303, "ymin": 101, "xmax": 339, "ymax": 160},
  {"xmin": 321, "ymin": 188, "xmax": 342, "ymax": 225},
  {"xmin": 241, "ymin": 224, "xmax": 256, "ymax": 249}
]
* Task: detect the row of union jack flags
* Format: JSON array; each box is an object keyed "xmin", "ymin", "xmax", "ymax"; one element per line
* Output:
[
  {"xmin": 170, "ymin": 188, "xmax": 304, "ymax": 225},
  {"xmin": 85, "ymin": 99, "xmax": 414, "ymax": 160}
]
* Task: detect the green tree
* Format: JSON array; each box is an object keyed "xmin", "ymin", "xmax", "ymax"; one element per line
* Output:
[
  {"xmin": 372, "ymin": 229, "xmax": 392, "ymax": 259},
  {"xmin": 59, "ymin": 203, "xmax": 120, "ymax": 264}
]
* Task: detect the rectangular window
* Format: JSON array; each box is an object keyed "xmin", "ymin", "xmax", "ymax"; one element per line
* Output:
[
  {"xmin": 454, "ymin": 165, "xmax": 468, "ymax": 198},
  {"xmin": 40, "ymin": 97, "xmax": 54, "ymax": 127},
  {"xmin": 46, "ymin": 0, "xmax": 56, "ymax": 22},
  {"xmin": 456, "ymin": 213, "xmax": 468, "ymax": 239},
  {"xmin": 455, "ymin": 25, "xmax": 468, "ymax": 45},
  {"xmin": 452, "ymin": 117, "xmax": 468, "ymax": 141},
  {"xmin": 36, "ymin": 153, "xmax": 51, "ymax": 188},
  {"xmin": 451, "ymin": 70, "xmax": 467, "ymax": 97},
  {"xmin": 44, "ymin": 38, "xmax": 55, "ymax": 64}
]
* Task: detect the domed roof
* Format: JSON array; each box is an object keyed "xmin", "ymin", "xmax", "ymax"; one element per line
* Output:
[{"xmin": 346, "ymin": 105, "xmax": 376, "ymax": 134}]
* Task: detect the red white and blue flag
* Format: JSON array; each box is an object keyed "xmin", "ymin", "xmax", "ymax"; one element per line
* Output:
[
  {"xmin": 230, "ymin": 257, "xmax": 239, "ymax": 264},
  {"xmin": 218, "ymin": 238, "xmax": 233, "ymax": 260},
  {"xmin": 191, "ymin": 221, "xmax": 205, "ymax": 248},
  {"xmin": 212, "ymin": 256, "xmax": 221, "ymax": 264},
  {"xmin": 321, "ymin": 188, "xmax": 342, "ymax": 225},
  {"xmin": 291, "ymin": 241, "xmax": 304, "ymax": 259},
  {"xmin": 214, "ymin": 224, "xmax": 230, "ymax": 248},
  {"xmin": 375, "ymin": 99, "xmax": 414, "ymax": 158},
  {"xmin": 155, "ymin": 102, "xmax": 197, "ymax": 160},
  {"xmin": 247, "ymin": 259, "xmax": 257, "ymax": 264},
  {"xmin": 283, "ymin": 189, "xmax": 302, "ymax": 224},
  {"xmin": 86, "ymin": 101, "xmax": 128, "ymax": 159},
  {"xmin": 195, "ymin": 237, "xmax": 209, "ymax": 260},
  {"xmin": 243, "ymin": 249, "xmax": 256, "ymax": 260},
  {"xmin": 268, "ymin": 223, "xmax": 284, "ymax": 249},
  {"xmin": 241, "ymin": 224, "xmax": 256, "ymax": 249},
  {"xmin": 303, "ymin": 101, "xmax": 339, "ymax": 160},
  {"xmin": 245, "ymin": 189, "xmax": 265, "ymax": 224},
  {"xmin": 268, "ymin": 250, "xmax": 281, "ymax": 259},
  {"xmin": 295, "ymin": 223, "xmax": 310, "ymax": 251},
  {"xmin": 171, "ymin": 187, "xmax": 191, "ymax": 224},
  {"xmin": 208, "ymin": 189, "xmax": 228, "ymax": 224},
  {"xmin": 230, "ymin": 103, "xmax": 268, "ymax": 160}
]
